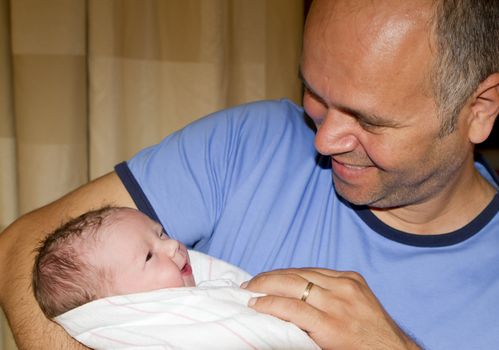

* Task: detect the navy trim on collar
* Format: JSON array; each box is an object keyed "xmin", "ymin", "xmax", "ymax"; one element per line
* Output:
[
  {"xmin": 355, "ymin": 193, "xmax": 498, "ymax": 247},
  {"xmin": 353, "ymin": 155, "xmax": 499, "ymax": 247},
  {"xmin": 114, "ymin": 161, "xmax": 161, "ymax": 223}
]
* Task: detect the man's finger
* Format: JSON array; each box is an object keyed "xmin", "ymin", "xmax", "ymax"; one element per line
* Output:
[
  {"xmin": 252, "ymin": 267, "xmax": 365, "ymax": 285},
  {"xmin": 244, "ymin": 269, "xmax": 367, "ymax": 305},
  {"xmin": 248, "ymin": 295, "xmax": 327, "ymax": 336},
  {"xmin": 244, "ymin": 272, "xmax": 311, "ymax": 298}
]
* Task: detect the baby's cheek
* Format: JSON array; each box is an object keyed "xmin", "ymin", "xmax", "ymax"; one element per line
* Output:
[
  {"xmin": 158, "ymin": 269, "xmax": 185, "ymax": 289},
  {"xmin": 183, "ymin": 273, "xmax": 196, "ymax": 287}
]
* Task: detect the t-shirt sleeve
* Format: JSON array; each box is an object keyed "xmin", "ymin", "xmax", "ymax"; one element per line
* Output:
[{"xmin": 116, "ymin": 99, "xmax": 310, "ymax": 248}]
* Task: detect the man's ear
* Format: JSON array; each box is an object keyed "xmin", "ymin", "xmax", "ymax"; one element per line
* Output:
[{"xmin": 468, "ymin": 73, "xmax": 499, "ymax": 144}]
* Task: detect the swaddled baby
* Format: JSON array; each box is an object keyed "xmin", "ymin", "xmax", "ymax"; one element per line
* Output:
[{"xmin": 33, "ymin": 207, "xmax": 319, "ymax": 350}]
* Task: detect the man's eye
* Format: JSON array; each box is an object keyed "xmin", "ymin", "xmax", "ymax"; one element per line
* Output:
[
  {"xmin": 359, "ymin": 120, "xmax": 376, "ymax": 129},
  {"xmin": 146, "ymin": 252, "xmax": 152, "ymax": 262},
  {"xmin": 358, "ymin": 119, "xmax": 383, "ymax": 132}
]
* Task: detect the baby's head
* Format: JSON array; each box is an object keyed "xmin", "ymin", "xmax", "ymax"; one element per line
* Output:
[{"xmin": 32, "ymin": 206, "xmax": 195, "ymax": 318}]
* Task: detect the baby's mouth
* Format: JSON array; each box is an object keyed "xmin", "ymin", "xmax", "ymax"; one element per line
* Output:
[{"xmin": 180, "ymin": 262, "xmax": 192, "ymax": 276}]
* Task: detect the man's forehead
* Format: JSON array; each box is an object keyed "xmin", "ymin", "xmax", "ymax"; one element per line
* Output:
[
  {"xmin": 304, "ymin": 0, "xmax": 434, "ymax": 67},
  {"xmin": 301, "ymin": 0, "xmax": 437, "ymax": 122},
  {"xmin": 307, "ymin": 0, "xmax": 434, "ymax": 28}
]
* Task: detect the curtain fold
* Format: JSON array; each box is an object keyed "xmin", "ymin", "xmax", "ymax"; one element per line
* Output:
[
  {"xmin": 0, "ymin": 1, "xmax": 304, "ymax": 348},
  {"xmin": 11, "ymin": 0, "xmax": 89, "ymax": 213},
  {"xmin": 0, "ymin": 0, "xmax": 18, "ymax": 347},
  {"xmin": 0, "ymin": 0, "xmax": 17, "ymax": 229},
  {"xmin": 88, "ymin": 0, "xmax": 303, "ymax": 178}
]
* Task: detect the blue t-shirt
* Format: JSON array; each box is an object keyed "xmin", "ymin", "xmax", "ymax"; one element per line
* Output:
[{"xmin": 116, "ymin": 99, "xmax": 499, "ymax": 350}]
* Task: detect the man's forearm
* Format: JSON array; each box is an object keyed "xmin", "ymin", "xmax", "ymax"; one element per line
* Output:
[
  {"xmin": 0, "ymin": 172, "xmax": 135, "ymax": 349},
  {"xmin": 0, "ymin": 212, "xmax": 89, "ymax": 349},
  {"xmin": 3, "ymin": 289, "xmax": 88, "ymax": 350}
]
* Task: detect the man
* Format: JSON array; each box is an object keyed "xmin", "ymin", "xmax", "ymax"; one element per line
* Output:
[{"xmin": 1, "ymin": 0, "xmax": 498, "ymax": 349}]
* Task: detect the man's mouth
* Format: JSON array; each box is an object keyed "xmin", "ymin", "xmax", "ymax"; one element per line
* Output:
[
  {"xmin": 332, "ymin": 157, "xmax": 374, "ymax": 183},
  {"xmin": 341, "ymin": 163, "xmax": 367, "ymax": 169},
  {"xmin": 333, "ymin": 157, "xmax": 371, "ymax": 169}
]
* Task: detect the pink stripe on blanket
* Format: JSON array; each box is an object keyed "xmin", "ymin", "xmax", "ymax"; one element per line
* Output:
[
  {"xmin": 213, "ymin": 321, "xmax": 259, "ymax": 350},
  {"xmin": 104, "ymin": 298, "xmax": 200, "ymax": 322},
  {"xmin": 89, "ymin": 331, "xmax": 140, "ymax": 346},
  {"xmin": 208, "ymin": 255, "xmax": 214, "ymax": 280}
]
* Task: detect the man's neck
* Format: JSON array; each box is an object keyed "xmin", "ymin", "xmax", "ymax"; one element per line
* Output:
[{"xmin": 370, "ymin": 166, "xmax": 497, "ymax": 235}]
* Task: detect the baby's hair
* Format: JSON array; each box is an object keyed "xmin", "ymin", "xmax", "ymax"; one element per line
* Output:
[{"xmin": 32, "ymin": 206, "xmax": 121, "ymax": 318}]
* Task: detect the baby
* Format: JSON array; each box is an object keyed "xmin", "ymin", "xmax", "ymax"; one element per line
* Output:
[
  {"xmin": 32, "ymin": 207, "xmax": 319, "ymax": 350},
  {"xmin": 33, "ymin": 206, "xmax": 196, "ymax": 318}
]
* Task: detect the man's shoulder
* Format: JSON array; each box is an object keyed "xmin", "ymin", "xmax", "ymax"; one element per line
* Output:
[
  {"xmin": 190, "ymin": 98, "xmax": 306, "ymax": 131},
  {"xmin": 222, "ymin": 98, "xmax": 303, "ymax": 117},
  {"xmin": 175, "ymin": 98, "xmax": 313, "ymax": 154}
]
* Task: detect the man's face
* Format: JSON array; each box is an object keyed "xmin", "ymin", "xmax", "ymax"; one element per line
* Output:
[
  {"xmin": 92, "ymin": 208, "xmax": 195, "ymax": 297},
  {"xmin": 302, "ymin": 0, "xmax": 472, "ymax": 208}
]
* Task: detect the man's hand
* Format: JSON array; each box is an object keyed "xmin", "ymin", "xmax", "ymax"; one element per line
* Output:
[{"xmin": 243, "ymin": 268, "xmax": 421, "ymax": 350}]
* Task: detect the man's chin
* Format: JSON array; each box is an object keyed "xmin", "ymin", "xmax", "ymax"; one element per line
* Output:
[
  {"xmin": 337, "ymin": 187, "xmax": 411, "ymax": 210},
  {"xmin": 334, "ymin": 185, "xmax": 389, "ymax": 208}
]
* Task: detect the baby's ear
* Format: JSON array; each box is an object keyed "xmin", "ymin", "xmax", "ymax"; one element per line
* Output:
[{"xmin": 468, "ymin": 73, "xmax": 499, "ymax": 144}]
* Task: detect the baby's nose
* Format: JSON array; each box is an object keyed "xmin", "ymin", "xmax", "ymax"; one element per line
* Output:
[{"xmin": 162, "ymin": 238, "xmax": 180, "ymax": 257}]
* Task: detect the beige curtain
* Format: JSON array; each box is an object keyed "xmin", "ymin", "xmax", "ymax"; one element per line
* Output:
[{"xmin": 0, "ymin": 0, "xmax": 304, "ymax": 348}]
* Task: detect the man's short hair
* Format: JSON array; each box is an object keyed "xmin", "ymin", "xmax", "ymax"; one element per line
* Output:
[{"xmin": 431, "ymin": 0, "xmax": 499, "ymax": 135}]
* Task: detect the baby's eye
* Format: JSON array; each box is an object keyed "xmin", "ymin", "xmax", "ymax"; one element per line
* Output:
[
  {"xmin": 159, "ymin": 229, "xmax": 167, "ymax": 239},
  {"xmin": 146, "ymin": 252, "xmax": 152, "ymax": 262}
]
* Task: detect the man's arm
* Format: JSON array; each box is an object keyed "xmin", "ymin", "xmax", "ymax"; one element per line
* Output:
[{"xmin": 0, "ymin": 172, "xmax": 135, "ymax": 349}]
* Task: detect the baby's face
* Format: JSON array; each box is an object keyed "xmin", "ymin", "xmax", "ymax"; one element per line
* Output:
[{"xmin": 92, "ymin": 208, "xmax": 195, "ymax": 297}]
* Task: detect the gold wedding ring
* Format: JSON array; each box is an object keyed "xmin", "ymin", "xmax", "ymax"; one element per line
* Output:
[{"xmin": 300, "ymin": 281, "xmax": 314, "ymax": 302}]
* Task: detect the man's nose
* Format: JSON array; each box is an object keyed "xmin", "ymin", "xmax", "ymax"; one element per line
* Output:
[{"xmin": 314, "ymin": 109, "xmax": 359, "ymax": 155}]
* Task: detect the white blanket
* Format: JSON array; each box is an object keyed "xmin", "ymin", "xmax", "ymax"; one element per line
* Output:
[{"xmin": 55, "ymin": 251, "xmax": 319, "ymax": 350}]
